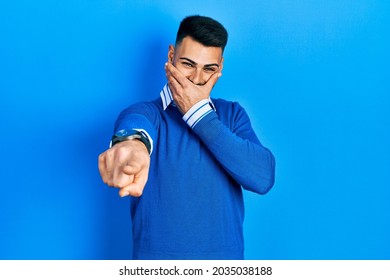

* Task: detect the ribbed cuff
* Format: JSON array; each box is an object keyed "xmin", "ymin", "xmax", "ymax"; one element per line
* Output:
[{"xmin": 182, "ymin": 99, "xmax": 214, "ymax": 129}]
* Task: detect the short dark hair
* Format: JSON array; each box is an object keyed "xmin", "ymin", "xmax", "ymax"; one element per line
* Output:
[{"xmin": 175, "ymin": 15, "xmax": 228, "ymax": 52}]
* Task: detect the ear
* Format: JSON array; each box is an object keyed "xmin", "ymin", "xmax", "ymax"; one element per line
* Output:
[
  {"xmin": 168, "ymin": 45, "xmax": 175, "ymax": 63},
  {"xmin": 220, "ymin": 57, "xmax": 224, "ymax": 71}
]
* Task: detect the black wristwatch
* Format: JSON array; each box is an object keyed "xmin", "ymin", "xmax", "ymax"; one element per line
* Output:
[{"xmin": 110, "ymin": 129, "xmax": 152, "ymax": 154}]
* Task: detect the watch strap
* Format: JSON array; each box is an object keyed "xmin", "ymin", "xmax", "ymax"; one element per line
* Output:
[{"xmin": 110, "ymin": 129, "xmax": 152, "ymax": 154}]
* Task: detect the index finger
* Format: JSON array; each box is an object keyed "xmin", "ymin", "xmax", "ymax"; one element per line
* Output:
[
  {"xmin": 165, "ymin": 62, "xmax": 188, "ymax": 86},
  {"xmin": 119, "ymin": 170, "xmax": 149, "ymax": 197}
]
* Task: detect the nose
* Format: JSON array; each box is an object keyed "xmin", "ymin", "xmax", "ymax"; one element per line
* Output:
[{"xmin": 188, "ymin": 68, "xmax": 205, "ymax": 86}]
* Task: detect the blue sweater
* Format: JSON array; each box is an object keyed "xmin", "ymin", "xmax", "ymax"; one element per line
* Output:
[{"xmin": 114, "ymin": 86, "xmax": 275, "ymax": 260}]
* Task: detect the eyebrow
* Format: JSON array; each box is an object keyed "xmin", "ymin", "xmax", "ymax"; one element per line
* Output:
[{"xmin": 179, "ymin": 57, "xmax": 220, "ymax": 68}]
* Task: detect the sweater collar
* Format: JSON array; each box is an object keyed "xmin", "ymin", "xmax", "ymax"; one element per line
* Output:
[{"xmin": 160, "ymin": 84, "xmax": 216, "ymax": 111}]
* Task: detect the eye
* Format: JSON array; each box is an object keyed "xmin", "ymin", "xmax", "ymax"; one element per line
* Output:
[
  {"xmin": 204, "ymin": 67, "xmax": 217, "ymax": 73},
  {"xmin": 182, "ymin": 62, "xmax": 193, "ymax": 68}
]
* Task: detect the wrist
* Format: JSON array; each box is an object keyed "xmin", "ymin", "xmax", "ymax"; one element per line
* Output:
[
  {"xmin": 110, "ymin": 129, "xmax": 152, "ymax": 154},
  {"xmin": 115, "ymin": 138, "xmax": 149, "ymax": 154}
]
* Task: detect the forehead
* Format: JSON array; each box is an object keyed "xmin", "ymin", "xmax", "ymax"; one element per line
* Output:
[{"xmin": 175, "ymin": 36, "xmax": 223, "ymax": 65}]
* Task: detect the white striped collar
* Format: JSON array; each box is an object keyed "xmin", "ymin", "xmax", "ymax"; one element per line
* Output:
[{"xmin": 160, "ymin": 84, "xmax": 216, "ymax": 111}]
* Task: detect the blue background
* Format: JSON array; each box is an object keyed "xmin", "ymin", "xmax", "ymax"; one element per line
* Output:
[{"xmin": 1, "ymin": 0, "xmax": 389, "ymax": 259}]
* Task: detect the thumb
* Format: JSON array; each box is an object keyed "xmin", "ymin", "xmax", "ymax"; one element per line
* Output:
[
  {"xmin": 119, "ymin": 170, "xmax": 148, "ymax": 198},
  {"xmin": 122, "ymin": 164, "xmax": 139, "ymax": 175}
]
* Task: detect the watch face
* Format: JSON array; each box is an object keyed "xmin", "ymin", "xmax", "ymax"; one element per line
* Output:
[{"xmin": 115, "ymin": 129, "xmax": 133, "ymax": 137}]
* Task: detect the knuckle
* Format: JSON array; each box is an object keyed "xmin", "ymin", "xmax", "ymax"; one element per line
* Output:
[
  {"xmin": 113, "ymin": 177, "xmax": 125, "ymax": 189},
  {"xmin": 105, "ymin": 180, "xmax": 114, "ymax": 187},
  {"xmin": 105, "ymin": 149, "xmax": 114, "ymax": 161}
]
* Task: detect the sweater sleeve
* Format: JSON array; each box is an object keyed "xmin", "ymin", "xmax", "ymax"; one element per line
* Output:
[
  {"xmin": 191, "ymin": 101, "xmax": 275, "ymax": 194},
  {"xmin": 113, "ymin": 102, "xmax": 158, "ymax": 151}
]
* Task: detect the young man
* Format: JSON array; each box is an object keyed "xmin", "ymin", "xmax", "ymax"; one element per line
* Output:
[{"xmin": 98, "ymin": 15, "xmax": 275, "ymax": 260}]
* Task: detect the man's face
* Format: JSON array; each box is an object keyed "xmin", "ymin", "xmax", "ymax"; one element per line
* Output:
[{"xmin": 168, "ymin": 36, "xmax": 223, "ymax": 86}]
